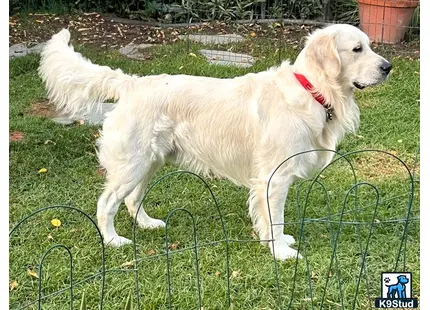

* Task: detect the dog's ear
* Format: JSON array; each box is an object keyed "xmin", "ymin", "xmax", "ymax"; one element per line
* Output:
[{"xmin": 305, "ymin": 32, "xmax": 341, "ymax": 78}]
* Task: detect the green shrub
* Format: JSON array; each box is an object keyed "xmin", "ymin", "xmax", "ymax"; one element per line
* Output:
[{"xmin": 9, "ymin": 0, "xmax": 361, "ymax": 24}]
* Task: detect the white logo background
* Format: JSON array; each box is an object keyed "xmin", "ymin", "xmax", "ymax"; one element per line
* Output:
[{"xmin": 381, "ymin": 272, "xmax": 412, "ymax": 298}]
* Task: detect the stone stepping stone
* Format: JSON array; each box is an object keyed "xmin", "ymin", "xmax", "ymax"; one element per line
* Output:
[
  {"xmin": 179, "ymin": 34, "xmax": 245, "ymax": 45},
  {"xmin": 119, "ymin": 42, "xmax": 154, "ymax": 60},
  {"xmin": 9, "ymin": 42, "xmax": 46, "ymax": 58},
  {"xmin": 199, "ymin": 49, "xmax": 254, "ymax": 68},
  {"xmin": 53, "ymin": 102, "xmax": 116, "ymax": 126}
]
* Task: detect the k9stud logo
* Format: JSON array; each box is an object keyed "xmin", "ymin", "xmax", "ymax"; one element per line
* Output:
[{"xmin": 375, "ymin": 272, "xmax": 418, "ymax": 308}]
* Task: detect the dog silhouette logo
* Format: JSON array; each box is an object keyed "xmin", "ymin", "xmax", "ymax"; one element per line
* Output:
[
  {"xmin": 385, "ymin": 275, "xmax": 409, "ymax": 298},
  {"xmin": 375, "ymin": 272, "xmax": 418, "ymax": 308}
]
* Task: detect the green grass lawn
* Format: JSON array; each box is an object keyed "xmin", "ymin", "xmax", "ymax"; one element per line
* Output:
[{"xmin": 9, "ymin": 38, "xmax": 420, "ymax": 309}]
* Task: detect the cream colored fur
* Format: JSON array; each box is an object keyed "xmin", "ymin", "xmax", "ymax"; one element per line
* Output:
[{"xmin": 38, "ymin": 24, "xmax": 390, "ymax": 260}]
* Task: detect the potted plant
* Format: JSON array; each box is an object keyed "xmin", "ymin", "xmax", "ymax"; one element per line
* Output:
[{"xmin": 357, "ymin": 0, "xmax": 420, "ymax": 43}]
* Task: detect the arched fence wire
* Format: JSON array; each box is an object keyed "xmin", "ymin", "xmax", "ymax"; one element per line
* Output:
[{"xmin": 9, "ymin": 149, "xmax": 420, "ymax": 309}]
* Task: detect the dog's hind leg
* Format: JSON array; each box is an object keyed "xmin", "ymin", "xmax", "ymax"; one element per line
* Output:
[
  {"xmin": 124, "ymin": 162, "xmax": 166, "ymax": 229},
  {"xmin": 97, "ymin": 145, "xmax": 163, "ymax": 247},
  {"xmin": 97, "ymin": 170, "xmax": 143, "ymax": 247}
]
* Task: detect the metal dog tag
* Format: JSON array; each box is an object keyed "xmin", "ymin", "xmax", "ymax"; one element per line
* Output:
[{"xmin": 326, "ymin": 108, "xmax": 334, "ymax": 121}]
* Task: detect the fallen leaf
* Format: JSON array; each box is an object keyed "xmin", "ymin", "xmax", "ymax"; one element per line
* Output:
[
  {"xmin": 120, "ymin": 261, "xmax": 135, "ymax": 268},
  {"xmin": 44, "ymin": 139, "xmax": 56, "ymax": 145},
  {"xmin": 215, "ymin": 271, "xmax": 221, "ymax": 277},
  {"xmin": 47, "ymin": 233, "xmax": 54, "ymax": 241},
  {"xmin": 35, "ymin": 20, "xmax": 43, "ymax": 23},
  {"xmin": 38, "ymin": 168, "xmax": 48, "ymax": 173},
  {"xmin": 147, "ymin": 249, "xmax": 157, "ymax": 256},
  {"xmin": 179, "ymin": 66, "xmax": 184, "ymax": 70},
  {"xmin": 28, "ymin": 270, "xmax": 39, "ymax": 279},
  {"xmin": 250, "ymin": 32, "xmax": 256, "ymax": 37},
  {"xmin": 168, "ymin": 242, "xmax": 180, "ymax": 250},
  {"xmin": 96, "ymin": 167, "xmax": 106, "ymax": 176},
  {"xmin": 51, "ymin": 218, "xmax": 61, "ymax": 227},
  {"xmin": 397, "ymin": 139, "xmax": 403, "ymax": 143},
  {"xmin": 10, "ymin": 280, "xmax": 18, "ymax": 291},
  {"xmin": 231, "ymin": 270, "xmax": 240, "ymax": 279},
  {"xmin": 189, "ymin": 52, "xmax": 197, "ymax": 57}
]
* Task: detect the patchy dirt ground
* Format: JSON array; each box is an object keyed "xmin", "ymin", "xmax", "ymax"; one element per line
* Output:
[
  {"xmin": 9, "ymin": 12, "xmax": 419, "ymax": 57},
  {"xmin": 9, "ymin": 131, "xmax": 24, "ymax": 142},
  {"xmin": 353, "ymin": 151, "xmax": 420, "ymax": 181},
  {"xmin": 27, "ymin": 98, "xmax": 59, "ymax": 118}
]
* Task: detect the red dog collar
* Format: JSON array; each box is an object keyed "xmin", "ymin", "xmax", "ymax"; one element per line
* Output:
[{"xmin": 294, "ymin": 73, "xmax": 333, "ymax": 121}]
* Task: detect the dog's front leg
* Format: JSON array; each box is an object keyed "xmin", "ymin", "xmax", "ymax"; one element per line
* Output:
[{"xmin": 249, "ymin": 176, "xmax": 302, "ymax": 260}]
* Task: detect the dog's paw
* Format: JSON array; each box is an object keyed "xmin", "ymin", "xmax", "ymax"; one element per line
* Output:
[
  {"xmin": 104, "ymin": 235, "xmax": 132, "ymax": 247},
  {"xmin": 272, "ymin": 246, "xmax": 302, "ymax": 261},
  {"xmin": 284, "ymin": 234, "xmax": 296, "ymax": 245},
  {"xmin": 138, "ymin": 217, "xmax": 166, "ymax": 229},
  {"xmin": 271, "ymin": 237, "xmax": 302, "ymax": 261}
]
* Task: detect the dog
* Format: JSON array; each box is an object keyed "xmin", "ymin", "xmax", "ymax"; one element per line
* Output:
[
  {"xmin": 38, "ymin": 24, "xmax": 391, "ymax": 260},
  {"xmin": 386, "ymin": 275, "xmax": 409, "ymax": 299}
]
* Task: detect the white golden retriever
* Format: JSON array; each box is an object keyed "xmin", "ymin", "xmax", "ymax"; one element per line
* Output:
[{"xmin": 39, "ymin": 24, "xmax": 391, "ymax": 260}]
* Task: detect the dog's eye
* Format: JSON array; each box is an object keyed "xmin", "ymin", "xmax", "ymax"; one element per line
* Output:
[{"xmin": 352, "ymin": 46, "xmax": 362, "ymax": 52}]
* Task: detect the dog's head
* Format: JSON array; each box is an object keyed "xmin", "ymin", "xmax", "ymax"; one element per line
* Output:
[
  {"xmin": 397, "ymin": 275, "xmax": 409, "ymax": 284},
  {"xmin": 296, "ymin": 24, "xmax": 391, "ymax": 90}
]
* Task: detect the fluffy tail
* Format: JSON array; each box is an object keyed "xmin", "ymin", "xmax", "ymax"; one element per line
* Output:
[{"xmin": 38, "ymin": 29, "xmax": 135, "ymax": 116}]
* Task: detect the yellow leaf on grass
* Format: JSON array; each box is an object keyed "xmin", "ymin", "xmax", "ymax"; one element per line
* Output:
[
  {"xmin": 10, "ymin": 280, "xmax": 18, "ymax": 291},
  {"xmin": 38, "ymin": 168, "xmax": 48, "ymax": 173},
  {"xmin": 120, "ymin": 261, "xmax": 135, "ymax": 268},
  {"xmin": 188, "ymin": 52, "xmax": 197, "ymax": 57},
  {"xmin": 231, "ymin": 270, "xmax": 240, "ymax": 279},
  {"xmin": 35, "ymin": 19, "xmax": 43, "ymax": 23},
  {"xmin": 28, "ymin": 270, "xmax": 39, "ymax": 279},
  {"xmin": 51, "ymin": 218, "xmax": 62, "ymax": 227},
  {"xmin": 147, "ymin": 249, "xmax": 157, "ymax": 256},
  {"xmin": 250, "ymin": 32, "xmax": 256, "ymax": 37}
]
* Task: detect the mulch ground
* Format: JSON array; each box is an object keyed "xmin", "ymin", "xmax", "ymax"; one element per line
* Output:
[
  {"xmin": 7, "ymin": 12, "xmax": 332, "ymax": 51},
  {"xmin": 9, "ymin": 12, "xmax": 419, "ymax": 57}
]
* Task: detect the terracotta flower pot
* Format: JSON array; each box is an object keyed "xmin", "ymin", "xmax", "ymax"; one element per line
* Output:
[{"xmin": 357, "ymin": 0, "xmax": 419, "ymax": 43}]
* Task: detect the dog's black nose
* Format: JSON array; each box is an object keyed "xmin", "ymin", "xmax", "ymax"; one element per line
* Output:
[{"xmin": 380, "ymin": 61, "xmax": 392, "ymax": 74}]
